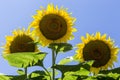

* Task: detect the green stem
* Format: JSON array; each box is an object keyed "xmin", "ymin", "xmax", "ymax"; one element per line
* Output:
[
  {"xmin": 25, "ymin": 67, "xmax": 28, "ymax": 80},
  {"xmin": 42, "ymin": 66, "xmax": 52, "ymax": 80},
  {"xmin": 54, "ymin": 51, "xmax": 57, "ymax": 62},
  {"xmin": 61, "ymin": 73, "xmax": 64, "ymax": 80},
  {"xmin": 52, "ymin": 48, "xmax": 55, "ymax": 80}
]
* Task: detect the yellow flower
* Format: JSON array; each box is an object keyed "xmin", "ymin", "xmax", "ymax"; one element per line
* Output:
[
  {"xmin": 30, "ymin": 4, "xmax": 76, "ymax": 46},
  {"xmin": 76, "ymin": 32, "xmax": 119, "ymax": 74},
  {"xmin": 3, "ymin": 28, "xmax": 39, "ymax": 54}
]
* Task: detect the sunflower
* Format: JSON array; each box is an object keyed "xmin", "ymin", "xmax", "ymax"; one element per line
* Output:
[
  {"xmin": 3, "ymin": 28, "xmax": 39, "ymax": 54},
  {"xmin": 30, "ymin": 4, "xmax": 76, "ymax": 46},
  {"xmin": 76, "ymin": 32, "xmax": 119, "ymax": 74}
]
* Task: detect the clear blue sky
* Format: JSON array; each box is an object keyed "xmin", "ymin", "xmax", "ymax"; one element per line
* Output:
[{"xmin": 0, "ymin": 0, "xmax": 120, "ymax": 75}]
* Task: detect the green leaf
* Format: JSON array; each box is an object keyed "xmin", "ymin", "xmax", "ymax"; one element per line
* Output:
[
  {"xmin": 54, "ymin": 61, "xmax": 93, "ymax": 73},
  {"xmin": 53, "ymin": 64, "xmax": 81, "ymax": 74},
  {"xmin": 0, "ymin": 75, "xmax": 25, "ymax": 80},
  {"xmin": 63, "ymin": 72, "xmax": 78, "ymax": 80},
  {"xmin": 96, "ymin": 73, "xmax": 120, "ymax": 80},
  {"xmin": 77, "ymin": 67, "xmax": 90, "ymax": 76},
  {"xmin": 58, "ymin": 56, "xmax": 74, "ymax": 65},
  {"xmin": 0, "ymin": 75, "xmax": 12, "ymax": 80},
  {"xmin": 107, "ymin": 73, "xmax": 120, "ymax": 80},
  {"xmin": 100, "ymin": 67, "xmax": 120, "ymax": 74},
  {"xmin": 29, "ymin": 76, "xmax": 45, "ymax": 80},
  {"xmin": 29, "ymin": 70, "xmax": 50, "ymax": 80},
  {"xmin": 3, "ymin": 52, "xmax": 47, "ymax": 68},
  {"xmin": 53, "ymin": 61, "xmax": 93, "ymax": 78},
  {"xmin": 48, "ymin": 43, "xmax": 73, "ymax": 54},
  {"xmin": 29, "ymin": 70, "xmax": 46, "ymax": 78},
  {"xmin": 62, "ymin": 67, "xmax": 90, "ymax": 80},
  {"xmin": 83, "ymin": 76, "xmax": 96, "ymax": 80},
  {"xmin": 17, "ymin": 69, "xmax": 25, "ymax": 75},
  {"xmin": 10, "ymin": 75, "xmax": 25, "ymax": 80}
]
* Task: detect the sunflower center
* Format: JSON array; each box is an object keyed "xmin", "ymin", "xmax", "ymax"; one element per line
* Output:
[
  {"xmin": 92, "ymin": 48, "xmax": 102, "ymax": 59},
  {"xmin": 39, "ymin": 14, "xmax": 67, "ymax": 40},
  {"xmin": 10, "ymin": 34, "xmax": 35, "ymax": 53},
  {"xmin": 83, "ymin": 40, "xmax": 111, "ymax": 68}
]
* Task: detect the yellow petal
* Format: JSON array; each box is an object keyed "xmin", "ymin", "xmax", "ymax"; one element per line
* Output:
[
  {"xmin": 6, "ymin": 36, "xmax": 13, "ymax": 41},
  {"xmin": 95, "ymin": 32, "xmax": 101, "ymax": 39},
  {"xmin": 101, "ymin": 34, "xmax": 107, "ymax": 39}
]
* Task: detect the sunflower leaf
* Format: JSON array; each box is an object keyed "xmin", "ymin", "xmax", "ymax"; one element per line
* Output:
[
  {"xmin": 107, "ymin": 73, "xmax": 120, "ymax": 79},
  {"xmin": 3, "ymin": 52, "xmax": 47, "ymax": 68},
  {"xmin": 63, "ymin": 72, "xmax": 78, "ymax": 80},
  {"xmin": 0, "ymin": 75, "xmax": 26, "ymax": 80},
  {"xmin": 62, "ymin": 68, "xmax": 90, "ymax": 80},
  {"xmin": 58, "ymin": 56, "xmax": 74, "ymax": 65},
  {"xmin": 53, "ymin": 61, "xmax": 93, "ymax": 78},
  {"xmin": 9, "ymin": 75, "xmax": 25, "ymax": 80},
  {"xmin": 48, "ymin": 43, "xmax": 73, "ymax": 54},
  {"xmin": 28, "ymin": 70, "xmax": 50, "ymax": 80},
  {"xmin": 100, "ymin": 67, "xmax": 120, "ymax": 74},
  {"xmin": 96, "ymin": 73, "xmax": 120, "ymax": 80},
  {"xmin": 53, "ymin": 61, "xmax": 93, "ymax": 73},
  {"xmin": 17, "ymin": 69, "xmax": 25, "ymax": 75},
  {"xmin": 0, "ymin": 75, "xmax": 12, "ymax": 80}
]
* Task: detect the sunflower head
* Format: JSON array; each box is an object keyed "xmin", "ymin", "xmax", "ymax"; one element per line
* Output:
[
  {"xmin": 76, "ymin": 32, "xmax": 119, "ymax": 74},
  {"xmin": 3, "ymin": 28, "xmax": 39, "ymax": 54},
  {"xmin": 30, "ymin": 4, "xmax": 76, "ymax": 46}
]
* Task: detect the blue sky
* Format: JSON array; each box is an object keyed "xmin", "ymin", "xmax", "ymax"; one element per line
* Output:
[{"xmin": 0, "ymin": 0, "xmax": 120, "ymax": 75}]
